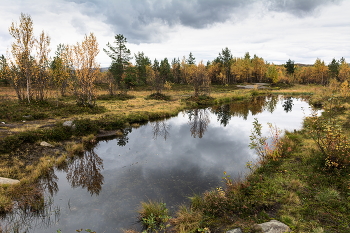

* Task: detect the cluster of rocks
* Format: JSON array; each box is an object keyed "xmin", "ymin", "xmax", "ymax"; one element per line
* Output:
[{"xmin": 227, "ymin": 220, "xmax": 290, "ymax": 233}]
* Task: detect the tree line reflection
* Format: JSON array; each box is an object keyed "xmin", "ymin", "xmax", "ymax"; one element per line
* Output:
[{"xmin": 149, "ymin": 96, "xmax": 298, "ymax": 140}]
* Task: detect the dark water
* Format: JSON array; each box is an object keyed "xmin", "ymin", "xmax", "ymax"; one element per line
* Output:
[{"xmin": 0, "ymin": 96, "xmax": 314, "ymax": 233}]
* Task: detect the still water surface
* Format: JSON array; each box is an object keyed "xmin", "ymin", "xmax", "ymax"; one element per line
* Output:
[{"xmin": 1, "ymin": 96, "xmax": 314, "ymax": 232}]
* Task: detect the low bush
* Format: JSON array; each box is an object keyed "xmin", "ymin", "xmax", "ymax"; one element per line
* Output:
[
  {"xmin": 97, "ymin": 93, "xmax": 135, "ymax": 101},
  {"xmin": 73, "ymin": 119, "xmax": 100, "ymax": 136},
  {"xmin": 138, "ymin": 200, "xmax": 171, "ymax": 232},
  {"xmin": 146, "ymin": 93, "xmax": 171, "ymax": 101},
  {"xmin": 305, "ymin": 110, "xmax": 350, "ymax": 168}
]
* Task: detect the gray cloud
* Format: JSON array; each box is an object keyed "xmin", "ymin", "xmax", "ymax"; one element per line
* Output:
[
  {"xmin": 65, "ymin": 0, "xmax": 341, "ymax": 44},
  {"xmin": 71, "ymin": 17, "xmax": 87, "ymax": 35},
  {"xmin": 266, "ymin": 0, "xmax": 342, "ymax": 16}
]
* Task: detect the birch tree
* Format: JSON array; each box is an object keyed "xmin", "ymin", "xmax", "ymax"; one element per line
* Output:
[
  {"xmin": 69, "ymin": 33, "xmax": 100, "ymax": 107},
  {"xmin": 313, "ymin": 58, "xmax": 329, "ymax": 85},
  {"xmin": 33, "ymin": 31, "xmax": 51, "ymax": 101},
  {"xmin": 185, "ymin": 61, "xmax": 211, "ymax": 97},
  {"xmin": 8, "ymin": 13, "xmax": 35, "ymax": 102}
]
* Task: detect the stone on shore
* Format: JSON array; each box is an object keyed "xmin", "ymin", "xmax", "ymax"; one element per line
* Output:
[
  {"xmin": 226, "ymin": 220, "xmax": 290, "ymax": 233},
  {"xmin": 40, "ymin": 141, "xmax": 54, "ymax": 147},
  {"xmin": 253, "ymin": 220, "xmax": 291, "ymax": 233},
  {"xmin": 0, "ymin": 177, "xmax": 20, "ymax": 185}
]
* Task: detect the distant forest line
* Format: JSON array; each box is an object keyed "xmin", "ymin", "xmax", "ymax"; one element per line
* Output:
[{"xmin": 1, "ymin": 13, "xmax": 349, "ymax": 106}]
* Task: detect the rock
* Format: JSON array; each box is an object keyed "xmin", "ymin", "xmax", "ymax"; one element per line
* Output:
[
  {"xmin": 63, "ymin": 120, "xmax": 76, "ymax": 129},
  {"xmin": 63, "ymin": 120, "xmax": 73, "ymax": 127},
  {"xmin": 254, "ymin": 220, "xmax": 291, "ymax": 233},
  {"xmin": 226, "ymin": 220, "xmax": 290, "ymax": 233},
  {"xmin": 0, "ymin": 177, "xmax": 20, "ymax": 185},
  {"xmin": 226, "ymin": 228, "xmax": 243, "ymax": 233},
  {"xmin": 40, "ymin": 141, "xmax": 54, "ymax": 147}
]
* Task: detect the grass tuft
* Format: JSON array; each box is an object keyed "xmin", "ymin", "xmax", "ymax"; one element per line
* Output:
[{"xmin": 138, "ymin": 200, "xmax": 171, "ymax": 232}]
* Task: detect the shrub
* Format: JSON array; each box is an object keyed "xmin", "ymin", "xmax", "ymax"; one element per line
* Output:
[
  {"xmin": 73, "ymin": 119, "xmax": 99, "ymax": 136},
  {"xmin": 171, "ymin": 205, "xmax": 205, "ymax": 233},
  {"xmin": 138, "ymin": 200, "xmax": 171, "ymax": 232},
  {"xmin": 249, "ymin": 118, "xmax": 283, "ymax": 162},
  {"xmin": 305, "ymin": 110, "xmax": 350, "ymax": 168},
  {"xmin": 146, "ymin": 93, "xmax": 171, "ymax": 101}
]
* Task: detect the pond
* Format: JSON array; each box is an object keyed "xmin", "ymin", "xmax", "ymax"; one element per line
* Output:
[{"xmin": 0, "ymin": 96, "xmax": 315, "ymax": 233}]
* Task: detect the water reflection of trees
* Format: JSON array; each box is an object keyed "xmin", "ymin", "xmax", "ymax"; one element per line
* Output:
[
  {"xmin": 151, "ymin": 120, "xmax": 171, "ymax": 140},
  {"xmin": 0, "ymin": 146, "xmax": 105, "ymax": 231},
  {"xmin": 63, "ymin": 149, "xmax": 104, "ymax": 196},
  {"xmin": 187, "ymin": 109, "xmax": 210, "ymax": 138},
  {"xmin": 211, "ymin": 96, "xmax": 292, "ymax": 126},
  {"xmin": 39, "ymin": 166, "xmax": 59, "ymax": 196},
  {"xmin": 282, "ymin": 97, "xmax": 294, "ymax": 112},
  {"xmin": 265, "ymin": 95, "xmax": 279, "ymax": 113},
  {"xmin": 117, "ymin": 127, "xmax": 132, "ymax": 147},
  {"xmin": 0, "ymin": 171, "xmax": 60, "ymax": 232}
]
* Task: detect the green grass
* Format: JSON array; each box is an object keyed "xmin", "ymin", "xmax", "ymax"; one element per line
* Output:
[{"xmin": 0, "ymin": 99, "xmax": 106, "ymax": 122}]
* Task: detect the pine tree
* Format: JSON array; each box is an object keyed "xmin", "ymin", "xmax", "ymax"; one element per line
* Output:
[{"xmin": 103, "ymin": 34, "xmax": 131, "ymax": 91}]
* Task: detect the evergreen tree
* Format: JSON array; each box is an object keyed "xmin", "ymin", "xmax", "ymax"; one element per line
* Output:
[
  {"xmin": 153, "ymin": 58, "xmax": 160, "ymax": 71},
  {"xmin": 284, "ymin": 59, "xmax": 295, "ymax": 75},
  {"xmin": 160, "ymin": 58, "xmax": 172, "ymax": 82},
  {"xmin": 103, "ymin": 34, "xmax": 131, "ymax": 89},
  {"xmin": 187, "ymin": 52, "xmax": 196, "ymax": 65},
  {"xmin": 134, "ymin": 51, "xmax": 151, "ymax": 85},
  {"xmin": 328, "ymin": 58, "xmax": 340, "ymax": 80},
  {"xmin": 0, "ymin": 55, "xmax": 10, "ymax": 85},
  {"xmin": 217, "ymin": 47, "xmax": 233, "ymax": 83},
  {"xmin": 217, "ymin": 47, "xmax": 233, "ymax": 65},
  {"xmin": 171, "ymin": 58, "xmax": 181, "ymax": 83}
]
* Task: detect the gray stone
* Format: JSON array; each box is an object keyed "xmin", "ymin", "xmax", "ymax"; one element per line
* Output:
[
  {"xmin": 226, "ymin": 228, "xmax": 243, "ymax": 233},
  {"xmin": 40, "ymin": 141, "xmax": 54, "ymax": 147},
  {"xmin": 63, "ymin": 120, "xmax": 73, "ymax": 127},
  {"xmin": 255, "ymin": 220, "xmax": 291, "ymax": 233},
  {"xmin": 63, "ymin": 120, "xmax": 76, "ymax": 129},
  {"xmin": 0, "ymin": 177, "xmax": 20, "ymax": 185}
]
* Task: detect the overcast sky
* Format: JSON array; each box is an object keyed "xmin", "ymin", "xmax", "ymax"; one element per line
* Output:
[{"xmin": 1, "ymin": 0, "xmax": 349, "ymax": 67}]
